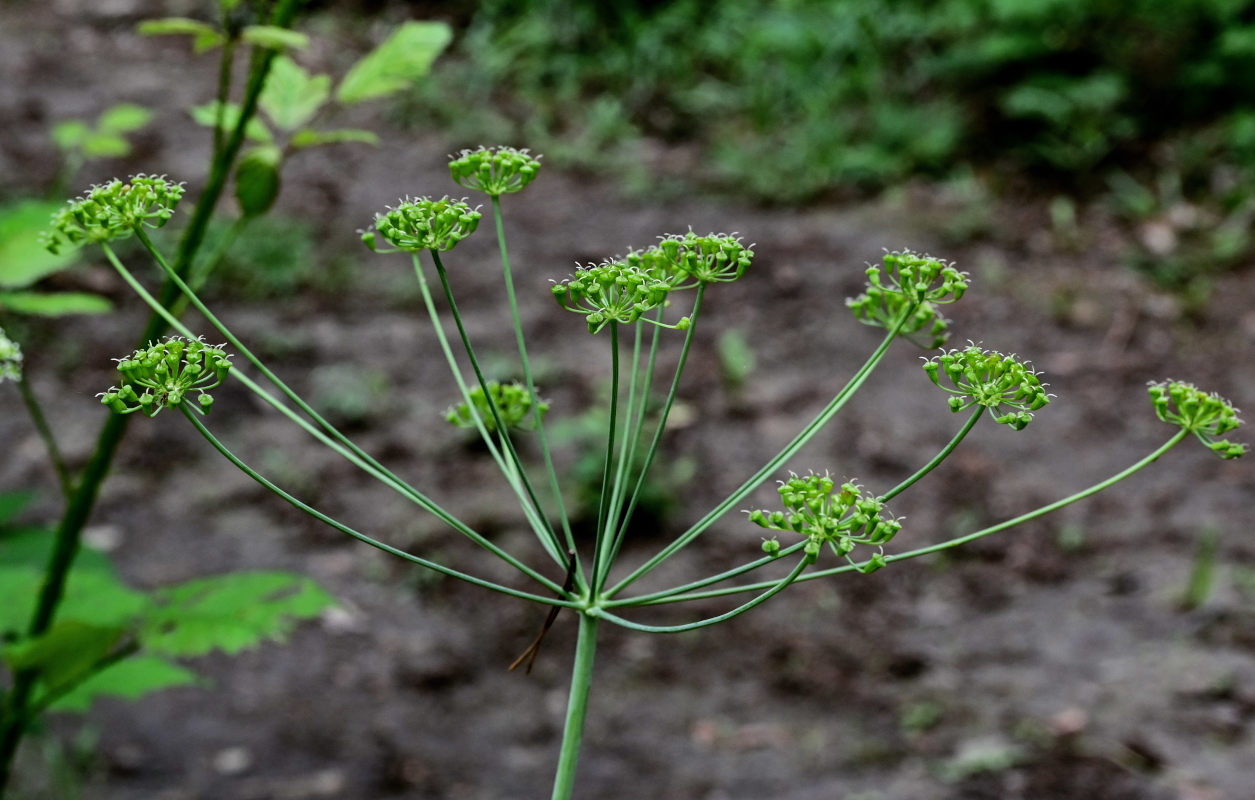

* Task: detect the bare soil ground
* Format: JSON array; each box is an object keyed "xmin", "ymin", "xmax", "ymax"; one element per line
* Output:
[{"xmin": 2, "ymin": 3, "xmax": 1254, "ymax": 799}]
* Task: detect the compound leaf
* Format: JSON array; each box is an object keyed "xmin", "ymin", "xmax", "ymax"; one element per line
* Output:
[
  {"xmin": 49, "ymin": 655, "xmax": 201, "ymax": 713},
  {"xmin": 259, "ymin": 55, "xmax": 330, "ymax": 131},
  {"xmin": 0, "ymin": 200, "xmax": 80, "ymax": 288},
  {"xmin": 142, "ymin": 571, "xmax": 335, "ymax": 657},
  {"xmin": 0, "ymin": 290, "xmax": 113, "ymax": 316},
  {"xmin": 336, "ymin": 21, "xmax": 452, "ymax": 105},
  {"xmin": 241, "ymin": 25, "xmax": 309, "ymax": 52},
  {"xmin": 189, "ymin": 101, "xmax": 274, "ymax": 144}
]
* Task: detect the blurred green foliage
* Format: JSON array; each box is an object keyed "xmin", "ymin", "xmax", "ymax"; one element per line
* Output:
[{"xmin": 411, "ymin": 0, "xmax": 1255, "ymax": 202}]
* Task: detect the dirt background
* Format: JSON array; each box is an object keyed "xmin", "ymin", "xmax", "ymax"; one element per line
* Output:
[{"xmin": 2, "ymin": 2, "xmax": 1255, "ymax": 799}]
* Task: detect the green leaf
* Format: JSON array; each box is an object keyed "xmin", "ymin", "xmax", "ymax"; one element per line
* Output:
[
  {"xmin": 0, "ymin": 491, "xmax": 36, "ymax": 524},
  {"xmin": 241, "ymin": 25, "xmax": 309, "ymax": 52},
  {"xmin": 142, "ymin": 571, "xmax": 335, "ymax": 657},
  {"xmin": 188, "ymin": 101, "xmax": 274, "ymax": 143},
  {"xmin": 3, "ymin": 621, "xmax": 126, "ymax": 692},
  {"xmin": 97, "ymin": 103, "xmax": 153, "ymax": 134},
  {"xmin": 259, "ymin": 55, "xmax": 330, "ymax": 131},
  {"xmin": 49, "ymin": 655, "xmax": 201, "ymax": 713},
  {"xmin": 79, "ymin": 133, "xmax": 131, "ymax": 159},
  {"xmin": 0, "ymin": 290, "xmax": 113, "ymax": 316},
  {"xmin": 290, "ymin": 128, "xmax": 380, "ymax": 149},
  {"xmin": 0, "ymin": 565, "xmax": 42, "ymax": 637},
  {"xmin": 336, "ymin": 21, "xmax": 452, "ymax": 105},
  {"xmin": 0, "ymin": 200, "xmax": 80, "ymax": 288},
  {"xmin": 137, "ymin": 17, "xmax": 225, "ymax": 53},
  {"xmin": 0, "ymin": 529, "xmax": 149, "ymax": 636},
  {"xmin": 50, "ymin": 120, "xmax": 90, "ymax": 151}
]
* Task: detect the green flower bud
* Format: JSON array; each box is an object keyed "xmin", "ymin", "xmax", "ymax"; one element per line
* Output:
[
  {"xmin": 761, "ymin": 538, "xmax": 781, "ymax": 557},
  {"xmin": 923, "ymin": 344, "xmax": 1051, "ymax": 429},
  {"xmin": 44, "ymin": 174, "xmax": 185, "ymax": 253},
  {"xmin": 803, "ymin": 539, "xmax": 822, "ymax": 563},
  {"xmin": 846, "ymin": 250, "xmax": 968, "ymax": 347},
  {"xmin": 552, "ymin": 259, "xmax": 675, "ymax": 334},
  {"xmin": 858, "ymin": 553, "xmax": 888, "ymax": 574},
  {"xmin": 448, "ymin": 146, "xmax": 542, "ymax": 196},
  {"xmin": 364, "ymin": 196, "xmax": 481, "ymax": 254},
  {"xmin": 743, "ymin": 472, "xmax": 900, "ymax": 564},
  {"xmin": 101, "ymin": 336, "xmax": 231, "ymax": 418},
  {"xmin": 649, "ymin": 231, "xmax": 754, "ymax": 286},
  {"xmin": 445, "ymin": 380, "xmax": 549, "ymax": 434},
  {"xmin": 1149, "ymin": 380, "xmax": 1245, "ymax": 459}
]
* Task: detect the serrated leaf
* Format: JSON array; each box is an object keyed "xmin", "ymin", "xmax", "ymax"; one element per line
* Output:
[
  {"xmin": 142, "ymin": 571, "xmax": 335, "ymax": 657},
  {"xmin": 188, "ymin": 101, "xmax": 274, "ymax": 143},
  {"xmin": 49, "ymin": 655, "xmax": 201, "ymax": 713},
  {"xmin": 3, "ymin": 621, "xmax": 126, "ymax": 691},
  {"xmin": 97, "ymin": 103, "xmax": 153, "ymax": 134},
  {"xmin": 0, "ymin": 200, "xmax": 80, "ymax": 288},
  {"xmin": 138, "ymin": 17, "xmax": 225, "ymax": 52},
  {"xmin": 336, "ymin": 21, "xmax": 452, "ymax": 105},
  {"xmin": 241, "ymin": 25, "xmax": 309, "ymax": 52},
  {"xmin": 0, "ymin": 291, "xmax": 113, "ymax": 316},
  {"xmin": 259, "ymin": 55, "xmax": 330, "ymax": 131},
  {"xmin": 80, "ymin": 133, "xmax": 131, "ymax": 159},
  {"xmin": 289, "ymin": 127, "xmax": 380, "ymax": 149},
  {"xmin": 0, "ymin": 529, "xmax": 149, "ymax": 636}
]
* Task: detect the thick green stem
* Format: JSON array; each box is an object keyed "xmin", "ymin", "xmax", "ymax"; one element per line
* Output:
[
  {"xmin": 0, "ymin": 7, "xmax": 301, "ymax": 791},
  {"xmin": 551, "ymin": 612, "xmax": 599, "ymax": 800}
]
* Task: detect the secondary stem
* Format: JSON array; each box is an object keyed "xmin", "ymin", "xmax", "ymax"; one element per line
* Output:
[
  {"xmin": 491, "ymin": 197, "xmax": 579, "ymax": 564},
  {"xmin": 592, "ymin": 323, "xmax": 623, "ymax": 593},
  {"xmin": 14, "ymin": 369, "xmax": 73, "ymax": 500},
  {"xmin": 183, "ymin": 408, "xmax": 575, "ymax": 607},
  {"xmin": 606, "ymin": 314, "xmax": 907, "ymax": 598},
  {"xmin": 641, "ymin": 430, "xmax": 1190, "ymax": 604}
]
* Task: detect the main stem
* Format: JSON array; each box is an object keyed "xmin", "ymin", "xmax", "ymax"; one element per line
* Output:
[
  {"xmin": 551, "ymin": 612, "xmax": 599, "ymax": 800},
  {"xmin": 0, "ymin": 6, "xmax": 300, "ymax": 792}
]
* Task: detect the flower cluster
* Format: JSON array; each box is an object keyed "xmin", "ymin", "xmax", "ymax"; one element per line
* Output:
[
  {"xmin": 449, "ymin": 146, "xmax": 542, "ymax": 196},
  {"xmin": 99, "ymin": 336, "xmax": 232, "ymax": 417},
  {"xmin": 923, "ymin": 344, "xmax": 1051, "ymax": 430},
  {"xmin": 362, "ymin": 196, "xmax": 481, "ymax": 254},
  {"xmin": 44, "ymin": 175, "xmax": 185, "ymax": 254},
  {"xmin": 651, "ymin": 231, "xmax": 752, "ymax": 286},
  {"xmin": 0, "ymin": 327, "xmax": 22, "ymax": 383},
  {"xmin": 552, "ymin": 232, "xmax": 751, "ymax": 334},
  {"xmin": 1149, "ymin": 380, "xmax": 1245, "ymax": 459},
  {"xmin": 846, "ymin": 250, "xmax": 969, "ymax": 348},
  {"xmin": 446, "ymin": 380, "xmax": 549, "ymax": 433},
  {"xmin": 748, "ymin": 473, "xmax": 900, "ymax": 572},
  {"xmin": 552, "ymin": 259, "xmax": 679, "ymax": 334}
]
